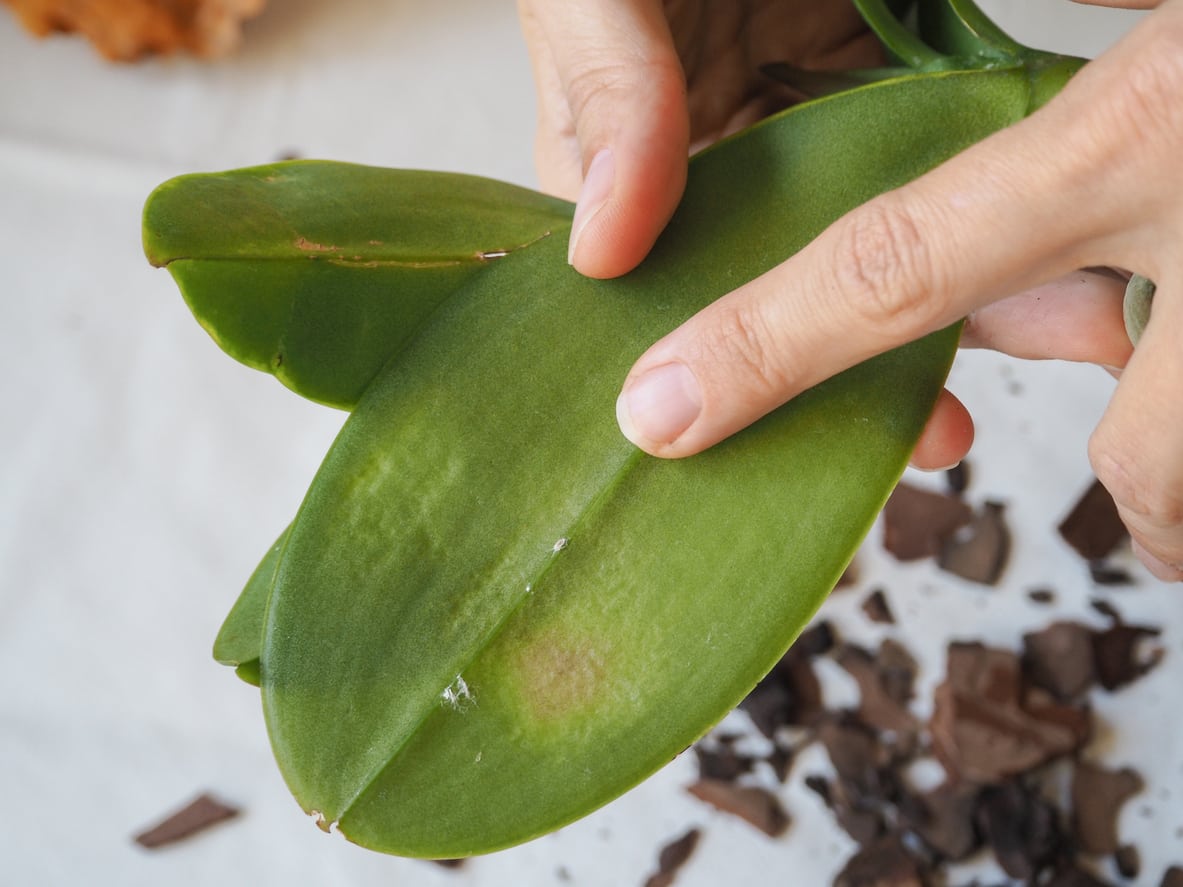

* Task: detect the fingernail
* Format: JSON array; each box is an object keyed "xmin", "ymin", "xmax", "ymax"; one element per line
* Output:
[
  {"xmin": 616, "ymin": 362, "xmax": 702, "ymax": 448},
  {"xmin": 911, "ymin": 461, "xmax": 962, "ymax": 473},
  {"xmin": 568, "ymin": 148, "xmax": 615, "ymax": 265}
]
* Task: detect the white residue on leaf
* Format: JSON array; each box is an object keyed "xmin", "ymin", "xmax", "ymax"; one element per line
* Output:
[
  {"xmin": 552, "ymin": 537, "xmax": 569, "ymax": 553},
  {"xmin": 441, "ymin": 674, "xmax": 475, "ymax": 711}
]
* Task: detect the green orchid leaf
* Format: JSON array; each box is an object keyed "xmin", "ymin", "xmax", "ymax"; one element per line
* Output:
[
  {"xmin": 235, "ymin": 660, "xmax": 263, "ymax": 687},
  {"xmin": 852, "ymin": 0, "xmax": 950, "ymax": 69},
  {"xmin": 212, "ymin": 525, "xmax": 289, "ymax": 685},
  {"xmin": 917, "ymin": 0, "xmax": 1024, "ymax": 62},
  {"xmin": 760, "ymin": 63, "xmax": 916, "ymax": 99},
  {"xmin": 253, "ymin": 68, "xmax": 1044, "ymax": 858},
  {"xmin": 913, "ymin": 0, "xmax": 1082, "ymax": 112},
  {"xmin": 144, "ymin": 163, "xmax": 571, "ymax": 409}
]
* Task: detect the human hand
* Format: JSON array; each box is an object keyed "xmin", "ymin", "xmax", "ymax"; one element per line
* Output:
[
  {"xmin": 517, "ymin": 0, "xmax": 885, "ymax": 278},
  {"xmin": 605, "ymin": 0, "xmax": 1183, "ymax": 580}
]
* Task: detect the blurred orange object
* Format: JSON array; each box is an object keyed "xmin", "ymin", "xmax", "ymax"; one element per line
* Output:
[{"xmin": 2, "ymin": 0, "xmax": 267, "ymax": 60}]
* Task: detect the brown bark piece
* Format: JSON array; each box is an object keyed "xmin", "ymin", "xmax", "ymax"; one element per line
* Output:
[
  {"xmin": 133, "ymin": 793, "xmax": 240, "ymax": 849},
  {"xmin": 1071, "ymin": 761, "xmax": 1143, "ymax": 855},
  {"xmin": 882, "ymin": 483, "xmax": 973, "ymax": 561},
  {"xmin": 930, "ymin": 643, "xmax": 1089, "ymax": 784},
  {"xmin": 1028, "ymin": 588, "xmax": 1057, "ymax": 605},
  {"xmin": 1023, "ymin": 622, "xmax": 1097, "ymax": 701},
  {"xmin": 833, "ymin": 836, "xmax": 929, "ymax": 887},
  {"xmin": 686, "ymin": 779, "xmax": 789, "ymax": 837},
  {"xmin": 1114, "ymin": 844, "xmax": 1141, "ymax": 879},
  {"xmin": 975, "ymin": 781, "xmax": 1064, "ymax": 881},
  {"xmin": 693, "ymin": 742, "xmax": 755, "ymax": 783},
  {"xmin": 938, "ymin": 501, "xmax": 1011, "ymax": 586},
  {"xmin": 2, "ymin": 0, "xmax": 267, "ymax": 60},
  {"xmin": 815, "ymin": 718, "xmax": 909, "ymax": 847},
  {"xmin": 643, "ymin": 828, "xmax": 701, "ymax": 887},
  {"xmin": 861, "ymin": 588, "xmax": 896, "ymax": 625},
  {"xmin": 1058, "ymin": 479, "xmax": 1128, "ymax": 561},
  {"xmin": 945, "ymin": 462, "xmax": 971, "ymax": 496},
  {"xmin": 835, "ymin": 643, "xmax": 918, "ymax": 736},
  {"xmin": 1093, "ymin": 622, "xmax": 1164, "ymax": 691},
  {"xmin": 819, "ymin": 720, "xmax": 893, "ymax": 798},
  {"xmin": 906, "ymin": 782, "xmax": 980, "ymax": 861}
]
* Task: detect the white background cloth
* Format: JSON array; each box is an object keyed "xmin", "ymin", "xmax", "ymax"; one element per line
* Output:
[{"xmin": 1, "ymin": 1, "xmax": 1179, "ymax": 885}]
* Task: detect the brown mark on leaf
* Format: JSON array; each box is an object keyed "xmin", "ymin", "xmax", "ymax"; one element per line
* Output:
[
  {"xmin": 294, "ymin": 236, "xmax": 340, "ymax": 253},
  {"xmin": 511, "ymin": 628, "xmax": 608, "ymax": 724}
]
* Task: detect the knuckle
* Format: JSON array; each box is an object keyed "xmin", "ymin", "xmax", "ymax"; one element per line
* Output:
[
  {"xmin": 831, "ymin": 198, "xmax": 948, "ymax": 337},
  {"xmin": 698, "ymin": 302, "xmax": 798, "ymax": 400},
  {"xmin": 1089, "ymin": 444, "xmax": 1183, "ymax": 532},
  {"xmin": 563, "ymin": 56, "xmax": 681, "ymax": 125}
]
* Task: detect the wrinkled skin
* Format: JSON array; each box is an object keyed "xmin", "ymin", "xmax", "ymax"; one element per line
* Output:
[
  {"xmin": 519, "ymin": 0, "xmax": 1183, "ymax": 581},
  {"xmin": 522, "ymin": 0, "xmax": 882, "ymax": 201}
]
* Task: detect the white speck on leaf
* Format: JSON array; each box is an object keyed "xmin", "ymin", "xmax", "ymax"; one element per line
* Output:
[
  {"xmin": 552, "ymin": 537, "xmax": 569, "ymax": 553},
  {"xmin": 441, "ymin": 674, "xmax": 475, "ymax": 710}
]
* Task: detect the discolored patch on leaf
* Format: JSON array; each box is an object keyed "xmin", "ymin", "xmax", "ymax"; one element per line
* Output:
[{"xmin": 508, "ymin": 627, "xmax": 610, "ymax": 725}]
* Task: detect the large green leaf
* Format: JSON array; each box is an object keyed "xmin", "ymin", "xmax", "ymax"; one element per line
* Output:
[
  {"xmin": 258, "ymin": 69, "xmax": 1033, "ymax": 857},
  {"xmin": 144, "ymin": 165, "xmax": 571, "ymax": 409}
]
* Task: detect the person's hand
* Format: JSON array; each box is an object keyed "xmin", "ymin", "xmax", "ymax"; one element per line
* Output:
[
  {"xmin": 518, "ymin": 0, "xmax": 885, "ymax": 277},
  {"xmin": 521, "ymin": 0, "xmax": 1183, "ymax": 581}
]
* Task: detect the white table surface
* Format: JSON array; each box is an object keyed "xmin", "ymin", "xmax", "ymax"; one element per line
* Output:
[{"xmin": 2, "ymin": 2, "xmax": 1178, "ymax": 885}]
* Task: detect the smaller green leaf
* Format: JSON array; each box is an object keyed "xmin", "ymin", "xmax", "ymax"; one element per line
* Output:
[
  {"xmin": 235, "ymin": 660, "xmax": 263, "ymax": 688},
  {"xmin": 213, "ymin": 526, "xmax": 288, "ymax": 683},
  {"xmin": 143, "ymin": 162, "xmax": 572, "ymax": 409},
  {"xmin": 915, "ymin": 0, "xmax": 1083, "ymax": 113}
]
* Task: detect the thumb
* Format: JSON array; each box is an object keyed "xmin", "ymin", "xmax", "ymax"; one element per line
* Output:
[{"xmin": 520, "ymin": 0, "xmax": 689, "ymax": 279}]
